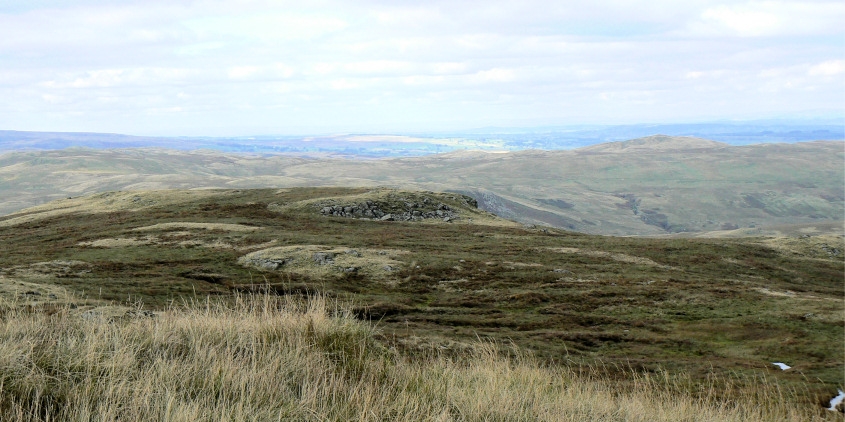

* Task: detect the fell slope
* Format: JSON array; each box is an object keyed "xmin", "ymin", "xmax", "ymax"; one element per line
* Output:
[{"xmin": 0, "ymin": 187, "xmax": 841, "ymax": 410}]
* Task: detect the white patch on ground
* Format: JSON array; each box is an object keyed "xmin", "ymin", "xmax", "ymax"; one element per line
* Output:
[
  {"xmin": 546, "ymin": 247, "xmax": 676, "ymax": 269},
  {"xmin": 828, "ymin": 390, "xmax": 845, "ymax": 411},
  {"xmin": 772, "ymin": 362, "xmax": 791, "ymax": 370},
  {"xmin": 133, "ymin": 222, "xmax": 261, "ymax": 232}
]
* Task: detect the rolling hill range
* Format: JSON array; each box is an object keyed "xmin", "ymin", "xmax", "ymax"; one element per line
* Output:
[
  {"xmin": 0, "ymin": 187, "xmax": 842, "ymax": 413},
  {"xmin": 0, "ymin": 136, "xmax": 842, "ymax": 236}
]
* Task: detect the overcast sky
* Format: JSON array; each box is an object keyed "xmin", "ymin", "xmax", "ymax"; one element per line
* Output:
[{"xmin": 0, "ymin": 0, "xmax": 843, "ymax": 136}]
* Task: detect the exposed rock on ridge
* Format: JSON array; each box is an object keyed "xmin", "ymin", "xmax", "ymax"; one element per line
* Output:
[{"xmin": 317, "ymin": 193, "xmax": 478, "ymax": 222}]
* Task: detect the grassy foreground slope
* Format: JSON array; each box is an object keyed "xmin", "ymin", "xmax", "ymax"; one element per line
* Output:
[
  {"xmin": 0, "ymin": 187, "xmax": 842, "ymax": 414},
  {"xmin": 0, "ymin": 137, "xmax": 842, "ymax": 235},
  {"xmin": 0, "ymin": 295, "xmax": 833, "ymax": 422}
]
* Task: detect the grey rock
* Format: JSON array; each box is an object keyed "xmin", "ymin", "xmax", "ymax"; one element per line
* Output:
[
  {"xmin": 317, "ymin": 196, "xmax": 458, "ymax": 223},
  {"xmin": 249, "ymin": 258, "xmax": 291, "ymax": 270},
  {"xmin": 312, "ymin": 252, "xmax": 337, "ymax": 265},
  {"xmin": 345, "ymin": 249, "xmax": 362, "ymax": 257}
]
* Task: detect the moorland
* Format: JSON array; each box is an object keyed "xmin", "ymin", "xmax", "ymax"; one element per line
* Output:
[{"xmin": 0, "ymin": 186, "xmax": 842, "ymax": 420}]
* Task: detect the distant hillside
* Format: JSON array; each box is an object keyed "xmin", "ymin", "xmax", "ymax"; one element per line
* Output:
[
  {"xmin": 0, "ymin": 137, "xmax": 842, "ymax": 235},
  {"xmin": 579, "ymin": 135, "xmax": 729, "ymax": 152},
  {"xmin": 3, "ymin": 120, "xmax": 843, "ymax": 156}
]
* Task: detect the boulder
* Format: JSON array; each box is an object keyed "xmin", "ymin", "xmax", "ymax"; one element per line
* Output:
[
  {"xmin": 312, "ymin": 252, "xmax": 336, "ymax": 265},
  {"xmin": 345, "ymin": 249, "xmax": 362, "ymax": 257}
]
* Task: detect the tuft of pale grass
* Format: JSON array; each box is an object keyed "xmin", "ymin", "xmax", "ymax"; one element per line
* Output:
[{"xmin": 0, "ymin": 294, "xmax": 836, "ymax": 421}]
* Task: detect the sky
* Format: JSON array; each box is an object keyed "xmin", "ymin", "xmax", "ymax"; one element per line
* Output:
[{"xmin": 0, "ymin": 0, "xmax": 843, "ymax": 136}]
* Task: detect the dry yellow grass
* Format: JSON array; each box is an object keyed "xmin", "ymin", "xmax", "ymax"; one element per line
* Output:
[{"xmin": 0, "ymin": 294, "xmax": 836, "ymax": 422}]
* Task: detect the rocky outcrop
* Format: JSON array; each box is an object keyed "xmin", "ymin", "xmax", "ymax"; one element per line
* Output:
[
  {"xmin": 244, "ymin": 258, "xmax": 292, "ymax": 271},
  {"xmin": 238, "ymin": 245, "xmax": 408, "ymax": 279},
  {"xmin": 312, "ymin": 252, "xmax": 337, "ymax": 265},
  {"xmin": 318, "ymin": 197, "xmax": 461, "ymax": 222}
]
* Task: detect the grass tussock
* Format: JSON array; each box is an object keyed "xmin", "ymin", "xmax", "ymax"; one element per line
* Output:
[{"xmin": 0, "ymin": 295, "xmax": 836, "ymax": 422}]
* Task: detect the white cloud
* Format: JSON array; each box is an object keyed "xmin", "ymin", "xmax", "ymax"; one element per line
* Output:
[
  {"xmin": 228, "ymin": 66, "xmax": 262, "ymax": 80},
  {"xmin": 809, "ymin": 60, "xmax": 845, "ymax": 76},
  {"xmin": 470, "ymin": 68, "xmax": 518, "ymax": 84},
  {"xmin": 42, "ymin": 68, "xmax": 197, "ymax": 89},
  {"xmin": 701, "ymin": 6, "xmax": 782, "ymax": 36},
  {"xmin": 430, "ymin": 62, "xmax": 469, "ymax": 75},
  {"xmin": 343, "ymin": 61, "xmax": 414, "ymax": 76},
  {"xmin": 183, "ymin": 13, "xmax": 348, "ymax": 43},
  {"xmin": 328, "ymin": 78, "xmax": 360, "ymax": 90},
  {"xmin": 688, "ymin": 1, "xmax": 845, "ymax": 37},
  {"xmin": 0, "ymin": 0, "xmax": 841, "ymax": 135}
]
